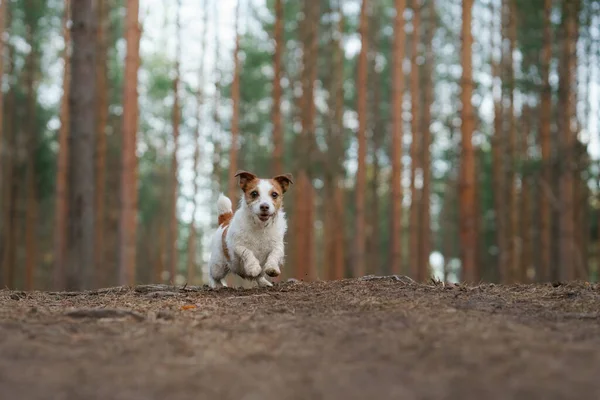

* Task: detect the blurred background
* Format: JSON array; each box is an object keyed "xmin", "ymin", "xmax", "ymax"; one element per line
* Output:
[{"xmin": 0, "ymin": 0, "xmax": 598, "ymax": 291}]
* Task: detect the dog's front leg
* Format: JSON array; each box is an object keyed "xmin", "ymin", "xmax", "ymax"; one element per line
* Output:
[
  {"xmin": 264, "ymin": 243, "xmax": 284, "ymax": 278},
  {"xmin": 233, "ymin": 245, "xmax": 262, "ymax": 278}
]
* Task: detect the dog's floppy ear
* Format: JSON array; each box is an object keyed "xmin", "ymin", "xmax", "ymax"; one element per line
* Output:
[
  {"xmin": 273, "ymin": 173, "xmax": 294, "ymax": 193},
  {"xmin": 234, "ymin": 170, "xmax": 257, "ymax": 191}
]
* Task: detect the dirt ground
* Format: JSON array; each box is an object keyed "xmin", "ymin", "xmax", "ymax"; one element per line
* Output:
[{"xmin": 1, "ymin": 277, "xmax": 600, "ymax": 400}]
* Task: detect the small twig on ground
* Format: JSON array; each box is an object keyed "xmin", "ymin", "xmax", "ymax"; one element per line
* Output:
[
  {"xmin": 360, "ymin": 275, "xmax": 416, "ymax": 284},
  {"xmin": 145, "ymin": 291, "xmax": 183, "ymax": 298},
  {"xmin": 135, "ymin": 284, "xmax": 208, "ymax": 294},
  {"xmin": 227, "ymin": 293, "xmax": 271, "ymax": 300},
  {"xmin": 48, "ymin": 287, "xmax": 129, "ymax": 297},
  {"xmin": 559, "ymin": 313, "xmax": 600, "ymax": 320},
  {"xmin": 134, "ymin": 284, "xmax": 177, "ymax": 293},
  {"xmin": 48, "ymin": 291, "xmax": 86, "ymax": 297},
  {"xmin": 181, "ymin": 285, "xmax": 210, "ymax": 292},
  {"xmin": 65, "ymin": 308, "xmax": 145, "ymax": 321}
]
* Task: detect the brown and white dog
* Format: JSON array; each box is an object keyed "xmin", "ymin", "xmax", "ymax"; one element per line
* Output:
[{"xmin": 208, "ymin": 170, "xmax": 293, "ymax": 288}]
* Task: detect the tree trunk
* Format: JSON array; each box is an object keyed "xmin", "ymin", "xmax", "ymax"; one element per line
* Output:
[
  {"xmin": 1, "ymin": 54, "xmax": 15, "ymax": 288},
  {"xmin": 409, "ymin": 0, "xmax": 421, "ymax": 281},
  {"xmin": 324, "ymin": 2, "xmax": 345, "ymax": 280},
  {"xmin": 354, "ymin": 0, "xmax": 369, "ymax": 278},
  {"xmin": 557, "ymin": 0, "xmax": 578, "ymax": 282},
  {"xmin": 212, "ymin": 1, "xmax": 222, "ymax": 191},
  {"xmin": 0, "ymin": 0, "xmax": 7, "ymax": 289},
  {"xmin": 66, "ymin": 0, "xmax": 96, "ymax": 290},
  {"xmin": 572, "ymin": 2, "xmax": 585, "ymax": 281},
  {"xmin": 95, "ymin": 0, "xmax": 109, "ymax": 285},
  {"xmin": 294, "ymin": 0, "xmax": 319, "ymax": 281},
  {"xmin": 118, "ymin": 0, "xmax": 140, "ymax": 286},
  {"xmin": 364, "ymin": 4, "xmax": 381, "ymax": 275},
  {"xmin": 539, "ymin": 0, "xmax": 552, "ymax": 282},
  {"xmin": 272, "ymin": 0, "xmax": 284, "ymax": 176},
  {"xmin": 103, "ymin": 118, "xmax": 122, "ymax": 287},
  {"xmin": 475, "ymin": 146, "xmax": 485, "ymax": 279},
  {"xmin": 2, "ymin": 126, "xmax": 17, "ymax": 289},
  {"xmin": 459, "ymin": 0, "xmax": 477, "ymax": 283},
  {"xmin": 520, "ymin": 106, "xmax": 532, "ymax": 282},
  {"xmin": 2, "ymin": 39, "xmax": 17, "ymax": 289},
  {"xmin": 492, "ymin": 0, "xmax": 508, "ymax": 283},
  {"xmin": 420, "ymin": 0, "xmax": 435, "ymax": 280},
  {"xmin": 327, "ymin": 4, "xmax": 346, "ymax": 281},
  {"xmin": 53, "ymin": 0, "xmax": 71, "ymax": 290},
  {"xmin": 368, "ymin": 19, "xmax": 381, "ymax": 275},
  {"xmin": 187, "ymin": 0, "xmax": 208, "ymax": 285},
  {"xmin": 155, "ymin": 211, "xmax": 166, "ymax": 283},
  {"xmin": 228, "ymin": 1, "xmax": 241, "ymax": 204},
  {"xmin": 0, "ymin": 0, "xmax": 7, "ymax": 204},
  {"xmin": 574, "ymin": 141, "xmax": 589, "ymax": 280},
  {"xmin": 506, "ymin": 0, "xmax": 519, "ymax": 282},
  {"xmin": 24, "ymin": 21, "xmax": 38, "ymax": 291},
  {"xmin": 390, "ymin": 0, "xmax": 406, "ymax": 276},
  {"xmin": 169, "ymin": 1, "xmax": 182, "ymax": 283}
]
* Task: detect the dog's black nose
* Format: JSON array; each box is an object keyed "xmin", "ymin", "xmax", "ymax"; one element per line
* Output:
[{"xmin": 260, "ymin": 203, "xmax": 270, "ymax": 212}]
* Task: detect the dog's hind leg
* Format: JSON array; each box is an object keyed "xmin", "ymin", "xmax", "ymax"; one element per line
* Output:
[
  {"xmin": 209, "ymin": 263, "xmax": 229, "ymax": 289},
  {"xmin": 257, "ymin": 275, "xmax": 273, "ymax": 288}
]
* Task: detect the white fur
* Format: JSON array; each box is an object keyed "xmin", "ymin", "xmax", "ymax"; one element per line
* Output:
[
  {"xmin": 217, "ymin": 193, "xmax": 232, "ymax": 215},
  {"xmin": 208, "ymin": 180, "xmax": 287, "ymax": 289}
]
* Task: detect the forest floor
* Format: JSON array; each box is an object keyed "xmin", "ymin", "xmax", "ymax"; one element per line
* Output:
[{"xmin": 1, "ymin": 277, "xmax": 600, "ymax": 400}]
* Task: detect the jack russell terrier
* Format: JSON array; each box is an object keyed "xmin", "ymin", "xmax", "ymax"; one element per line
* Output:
[{"xmin": 208, "ymin": 170, "xmax": 294, "ymax": 289}]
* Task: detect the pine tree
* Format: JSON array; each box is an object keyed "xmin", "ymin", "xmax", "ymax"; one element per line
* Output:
[
  {"xmin": 66, "ymin": 0, "xmax": 96, "ymax": 290},
  {"xmin": 409, "ymin": 0, "xmax": 422, "ymax": 281},
  {"xmin": 294, "ymin": 0, "xmax": 319, "ymax": 280},
  {"xmin": 169, "ymin": 0, "xmax": 182, "ymax": 283},
  {"xmin": 187, "ymin": 0, "xmax": 208, "ymax": 285},
  {"xmin": 367, "ymin": 4, "xmax": 381, "ymax": 274},
  {"xmin": 558, "ymin": 0, "xmax": 579, "ymax": 281},
  {"xmin": 459, "ymin": 0, "xmax": 477, "ymax": 283},
  {"xmin": 420, "ymin": 0, "xmax": 435, "ymax": 280},
  {"xmin": 95, "ymin": 0, "xmax": 109, "ymax": 283},
  {"xmin": 539, "ymin": 0, "xmax": 553, "ymax": 282},
  {"xmin": 118, "ymin": 0, "xmax": 141, "ymax": 285},
  {"xmin": 354, "ymin": 0, "xmax": 369, "ymax": 277},
  {"xmin": 390, "ymin": 0, "xmax": 406, "ymax": 276},
  {"xmin": 506, "ymin": 0, "xmax": 519, "ymax": 282},
  {"xmin": 24, "ymin": 11, "xmax": 39, "ymax": 290},
  {"xmin": 0, "ymin": 0, "xmax": 7, "ymax": 202},
  {"xmin": 228, "ymin": 0, "xmax": 241, "ymax": 204},
  {"xmin": 53, "ymin": 0, "xmax": 71, "ymax": 290},
  {"xmin": 272, "ymin": 0, "xmax": 284, "ymax": 175},
  {"xmin": 325, "ymin": 1, "xmax": 346, "ymax": 281},
  {"xmin": 212, "ymin": 0, "xmax": 222, "ymax": 191},
  {"xmin": 519, "ymin": 105, "xmax": 532, "ymax": 282},
  {"xmin": 2, "ymin": 44, "xmax": 16, "ymax": 288},
  {"xmin": 491, "ymin": 0, "xmax": 507, "ymax": 282}
]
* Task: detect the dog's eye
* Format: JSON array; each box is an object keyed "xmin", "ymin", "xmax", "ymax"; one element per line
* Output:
[
  {"xmin": 250, "ymin": 191, "xmax": 259, "ymax": 198},
  {"xmin": 271, "ymin": 192, "xmax": 279, "ymax": 199}
]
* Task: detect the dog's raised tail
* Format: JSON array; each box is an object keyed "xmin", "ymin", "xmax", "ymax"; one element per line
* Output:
[{"xmin": 217, "ymin": 193, "xmax": 233, "ymax": 226}]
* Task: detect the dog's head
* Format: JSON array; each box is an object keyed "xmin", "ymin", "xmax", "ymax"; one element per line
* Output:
[{"xmin": 234, "ymin": 170, "xmax": 294, "ymax": 222}]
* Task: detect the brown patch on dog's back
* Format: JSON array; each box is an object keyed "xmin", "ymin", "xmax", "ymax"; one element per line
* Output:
[
  {"xmin": 218, "ymin": 211, "xmax": 233, "ymax": 227},
  {"xmin": 222, "ymin": 226, "xmax": 231, "ymax": 262}
]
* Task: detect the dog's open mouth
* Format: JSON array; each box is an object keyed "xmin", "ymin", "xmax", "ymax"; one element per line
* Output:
[{"xmin": 258, "ymin": 213, "xmax": 271, "ymax": 222}]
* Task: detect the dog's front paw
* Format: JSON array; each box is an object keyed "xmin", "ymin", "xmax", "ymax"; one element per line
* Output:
[
  {"xmin": 245, "ymin": 259, "xmax": 262, "ymax": 278},
  {"xmin": 257, "ymin": 276, "xmax": 273, "ymax": 287},
  {"xmin": 264, "ymin": 263, "xmax": 281, "ymax": 278}
]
